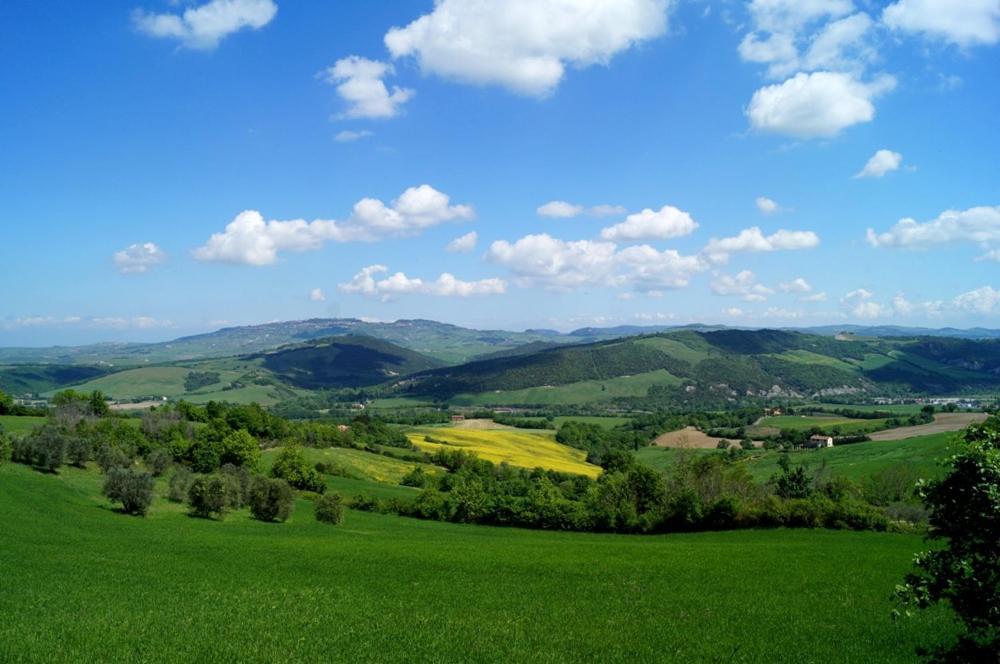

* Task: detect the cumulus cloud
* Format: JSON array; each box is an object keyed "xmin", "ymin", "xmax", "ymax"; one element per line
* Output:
[
  {"xmin": 193, "ymin": 185, "xmax": 473, "ymax": 265},
  {"xmin": 321, "ymin": 56, "xmax": 414, "ymax": 119},
  {"xmin": 599, "ymin": 205, "xmax": 698, "ymax": 242},
  {"xmin": 883, "ymin": 0, "xmax": 1000, "ymax": 47},
  {"xmin": 755, "ymin": 196, "xmax": 782, "ymax": 215},
  {"xmin": 338, "ymin": 265, "xmax": 506, "ymax": 301},
  {"xmin": 309, "ymin": 288, "xmax": 326, "ymax": 302},
  {"xmin": 747, "ymin": 71, "xmax": 896, "ymax": 139},
  {"xmin": 866, "ymin": 205, "xmax": 1000, "ymax": 249},
  {"xmin": 802, "ymin": 291, "xmax": 829, "ymax": 302},
  {"xmin": 114, "ymin": 242, "xmax": 166, "ymax": 274},
  {"xmin": 384, "ymin": 0, "xmax": 671, "ymax": 96},
  {"xmin": 486, "ymin": 233, "xmax": 706, "ymax": 292},
  {"xmin": 953, "ymin": 286, "xmax": 1000, "ymax": 313},
  {"xmin": 702, "ymin": 226, "xmax": 820, "ymax": 263},
  {"xmin": 537, "ymin": 201, "xmax": 628, "ymax": 218},
  {"xmin": 710, "ymin": 271, "xmax": 774, "ymax": 302},
  {"xmin": 855, "ymin": 149, "xmax": 903, "ymax": 178},
  {"xmin": 779, "ymin": 277, "xmax": 812, "ymax": 293},
  {"xmin": 724, "ymin": 307, "xmax": 745, "ymax": 317},
  {"xmin": 133, "ymin": 0, "xmax": 277, "ymax": 50},
  {"xmin": 446, "ymin": 231, "xmax": 478, "ymax": 253},
  {"xmin": 334, "ymin": 129, "xmax": 374, "ymax": 143},
  {"xmin": 537, "ymin": 201, "xmax": 584, "ymax": 218}
]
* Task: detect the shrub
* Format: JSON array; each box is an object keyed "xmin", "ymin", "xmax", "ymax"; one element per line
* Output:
[
  {"xmin": 715, "ymin": 439, "xmax": 729, "ymax": 450},
  {"xmin": 167, "ymin": 466, "xmax": 193, "ymax": 502},
  {"xmin": 740, "ymin": 438, "xmax": 755, "ymax": 451},
  {"xmin": 145, "ymin": 448, "xmax": 173, "ymax": 477},
  {"xmin": 66, "ymin": 435, "xmax": 92, "ymax": 468},
  {"xmin": 220, "ymin": 463, "xmax": 253, "ymax": 507},
  {"xmin": 187, "ymin": 475, "xmax": 230, "ymax": 519},
  {"xmin": 96, "ymin": 443, "xmax": 132, "ymax": 473},
  {"xmin": 219, "ymin": 429, "xmax": 261, "ymax": 471},
  {"xmin": 22, "ymin": 426, "xmax": 68, "ymax": 472},
  {"xmin": 400, "ymin": 466, "xmax": 430, "ymax": 488},
  {"xmin": 0, "ymin": 429, "xmax": 11, "ymax": 465},
  {"xmin": 314, "ymin": 493, "xmax": 344, "ymax": 525},
  {"xmin": 102, "ymin": 467, "xmax": 154, "ymax": 516},
  {"xmin": 249, "ymin": 477, "xmax": 294, "ymax": 522},
  {"xmin": 270, "ymin": 445, "xmax": 326, "ymax": 493}
]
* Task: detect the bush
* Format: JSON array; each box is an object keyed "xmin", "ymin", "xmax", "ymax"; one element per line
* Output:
[
  {"xmin": 716, "ymin": 439, "xmax": 730, "ymax": 450},
  {"xmin": 740, "ymin": 438, "xmax": 755, "ymax": 451},
  {"xmin": 220, "ymin": 463, "xmax": 253, "ymax": 508},
  {"xmin": 66, "ymin": 435, "xmax": 92, "ymax": 468},
  {"xmin": 314, "ymin": 493, "xmax": 344, "ymax": 524},
  {"xmin": 270, "ymin": 445, "xmax": 326, "ymax": 493},
  {"xmin": 20, "ymin": 426, "xmax": 68, "ymax": 472},
  {"xmin": 400, "ymin": 466, "xmax": 430, "ymax": 488},
  {"xmin": 145, "ymin": 448, "xmax": 173, "ymax": 477},
  {"xmin": 187, "ymin": 475, "xmax": 230, "ymax": 519},
  {"xmin": 249, "ymin": 477, "xmax": 294, "ymax": 522},
  {"xmin": 0, "ymin": 430, "xmax": 11, "ymax": 465},
  {"xmin": 167, "ymin": 467, "xmax": 193, "ymax": 502},
  {"xmin": 102, "ymin": 467, "xmax": 154, "ymax": 516},
  {"xmin": 96, "ymin": 443, "xmax": 132, "ymax": 473}
]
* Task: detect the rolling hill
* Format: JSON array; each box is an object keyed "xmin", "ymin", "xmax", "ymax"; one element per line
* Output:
[{"xmin": 399, "ymin": 329, "xmax": 1000, "ymax": 404}]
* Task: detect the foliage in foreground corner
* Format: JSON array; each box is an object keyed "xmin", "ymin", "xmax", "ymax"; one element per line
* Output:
[{"xmin": 896, "ymin": 416, "xmax": 1000, "ymax": 659}]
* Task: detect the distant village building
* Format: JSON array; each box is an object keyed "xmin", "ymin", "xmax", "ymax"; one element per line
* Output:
[
  {"xmin": 763, "ymin": 407, "xmax": 783, "ymax": 417},
  {"xmin": 451, "ymin": 414, "xmax": 465, "ymax": 423},
  {"xmin": 336, "ymin": 424, "xmax": 350, "ymax": 433},
  {"xmin": 807, "ymin": 435, "xmax": 834, "ymax": 449}
]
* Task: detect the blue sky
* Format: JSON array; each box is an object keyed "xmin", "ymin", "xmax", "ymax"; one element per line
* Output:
[{"xmin": 2, "ymin": 0, "xmax": 999, "ymax": 345}]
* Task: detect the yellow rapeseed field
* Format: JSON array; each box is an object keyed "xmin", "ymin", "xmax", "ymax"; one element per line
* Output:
[{"xmin": 408, "ymin": 427, "xmax": 601, "ymax": 478}]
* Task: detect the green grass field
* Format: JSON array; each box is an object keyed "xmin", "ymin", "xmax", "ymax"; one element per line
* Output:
[
  {"xmin": 755, "ymin": 414, "xmax": 890, "ymax": 434},
  {"xmin": 636, "ymin": 432, "xmax": 955, "ymax": 482},
  {"xmin": 261, "ymin": 445, "xmax": 440, "ymax": 484},
  {"xmin": 551, "ymin": 415, "xmax": 630, "ymax": 429},
  {"xmin": 0, "ymin": 462, "xmax": 959, "ymax": 662},
  {"xmin": 0, "ymin": 415, "xmax": 47, "ymax": 435},
  {"xmin": 450, "ymin": 369, "xmax": 680, "ymax": 406}
]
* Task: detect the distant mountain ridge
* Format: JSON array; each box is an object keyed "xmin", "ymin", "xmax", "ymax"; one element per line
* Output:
[{"xmin": 1, "ymin": 317, "xmax": 999, "ymax": 368}]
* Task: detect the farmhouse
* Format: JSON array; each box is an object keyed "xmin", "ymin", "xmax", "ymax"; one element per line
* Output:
[
  {"xmin": 451, "ymin": 414, "xmax": 466, "ymax": 423},
  {"xmin": 807, "ymin": 435, "xmax": 834, "ymax": 449},
  {"xmin": 337, "ymin": 424, "xmax": 349, "ymax": 433}
]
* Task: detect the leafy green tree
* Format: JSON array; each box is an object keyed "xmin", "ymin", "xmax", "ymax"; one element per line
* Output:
[
  {"xmin": 248, "ymin": 476, "xmax": 294, "ymax": 522},
  {"xmin": 896, "ymin": 417, "xmax": 1000, "ymax": 658},
  {"xmin": 0, "ymin": 428, "xmax": 11, "ymax": 464},
  {"xmin": 314, "ymin": 492, "xmax": 345, "ymax": 524},
  {"xmin": 270, "ymin": 445, "xmax": 325, "ymax": 493},
  {"xmin": 0, "ymin": 389, "xmax": 14, "ymax": 415},
  {"xmin": 167, "ymin": 466, "xmax": 193, "ymax": 503},
  {"xmin": 22, "ymin": 425, "xmax": 68, "ymax": 472},
  {"xmin": 96, "ymin": 443, "xmax": 132, "ymax": 473},
  {"xmin": 145, "ymin": 448, "xmax": 172, "ymax": 477},
  {"xmin": 102, "ymin": 467, "xmax": 154, "ymax": 516},
  {"xmin": 219, "ymin": 429, "xmax": 261, "ymax": 470},
  {"xmin": 187, "ymin": 475, "xmax": 230, "ymax": 519},
  {"xmin": 66, "ymin": 435, "xmax": 92, "ymax": 468}
]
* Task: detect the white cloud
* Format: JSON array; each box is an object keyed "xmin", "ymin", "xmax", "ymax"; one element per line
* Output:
[
  {"xmin": 851, "ymin": 300, "xmax": 885, "ymax": 319},
  {"xmin": 883, "ymin": 0, "xmax": 1000, "ymax": 47},
  {"xmin": 802, "ymin": 12, "xmax": 876, "ymax": 72},
  {"xmin": 779, "ymin": 277, "xmax": 812, "ymax": 293},
  {"xmin": 747, "ymin": 71, "xmax": 896, "ymax": 138},
  {"xmin": 334, "ymin": 129, "xmax": 374, "ymax": 143},
  {"xmin": 446, "ymin": 231, "xmax": 478, "ymax": 254},
  {"xmin": 384, "ymin": 0, "xmax": 671, "ymax": 96},
  {"xmin": 802, "ymin": 291, "xmax": 829, "ymax": 302},
  {"xmin": 724, "ymin": 307, "xmax": 745, "ymax": 317},
  {"xmin": 953, "ymin": 286, "xmax": 1000, "ymax": 314},
  {"xmin": 711, "ymin": 270, "xmax": 774, "ymax": 302},
  {"xmin": 755, "ymin": 196, "xmax": 781, "ymax": 214},
  {"xmin": 866, "ymin": 205, "xmax": 1000, "ymax": 249},
  {"xmin": 193, "ymin": 185, "xmax": 473, "ymax": 265},
  {"xmin": 3, "ymin": 315, "xmax": 173, "ymax": 330},
  {"xmin": 537, "ymin": 201, "xmax": 628, "ymax": 218},
  {"xmin": 855, "ymin": 149, "xmax": 903, "ymax": 178},
  {"xmin": 339, "ymin": 265, "xmax": 506, "ymax": 301},
  {"xmin": 599, "ymin": 205, "xmax": 698, "ymax": 241},
  {"xmin": 309, "ymin": 288, "xmax": 326, "ymax": 302},
  {"xmin": 133, "ymin": 0, "xmax": 277, "ymax": 50},
  {"xmin": 114, "ymin": 242, "xmax": 166, "ymax": 274},
  {"xmin": 537, "ymin": 201, "xmax": 584, "ymax": 218},
  {"xmin": 321, "ymin": 56, "xmax": 414, "ymax": 119},
  {"xmin": 486, "ymin": 233, "xmax": 706, "ymax": 292},
  {"xmin": 845, "ymin": 288, "xmax": 874, "ymax": 300},
  {"xmin": 977, "ymin": 249, "xmax": 1000, "ymax": 262},
  {"xmin": 702, "ymin": 226, "xmax": 820, "ymax": 263}
]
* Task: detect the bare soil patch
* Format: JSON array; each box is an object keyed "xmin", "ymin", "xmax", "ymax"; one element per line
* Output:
[
  {"xmin": 451, "ymin": 418, "xmax": 514, "ymax": 431},
  {"xmin": 868, "ymin": 412, "xmax": 989, "ymax": 441},
  {"xmin": 653, "ymin": 426, "xmax": 759, "ymax": 449}
]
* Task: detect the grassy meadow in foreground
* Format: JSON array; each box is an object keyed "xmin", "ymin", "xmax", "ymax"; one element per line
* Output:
[{"xmin": 0, "ymin": 462, "xmax": 958, "ymax": 662}]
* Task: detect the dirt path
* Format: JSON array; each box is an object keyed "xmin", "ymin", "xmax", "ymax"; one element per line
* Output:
[{"xmin": 868, "ymin": 412, "xmax": 989, "ymax": 441}]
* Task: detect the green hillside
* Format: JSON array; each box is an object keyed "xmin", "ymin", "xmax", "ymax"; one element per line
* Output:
[
  {"xmin": 0, "ymin": 463, "xmax": 957, "ymax": 662},
  {"xmin": 403, "ymin": 329, "xmax": 1000, "ymax": 404}
]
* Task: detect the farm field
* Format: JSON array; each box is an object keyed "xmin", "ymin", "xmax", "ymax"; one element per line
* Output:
[
  {"xmin": 0, "ymin": 415, "xmax": 47, "ymax": 435},
  {"xmin": 551, "ymin": 415, "xmax": 630, "ymax": 429},
  {"xmin": 408, "ymin": 427, "xmax": 601, "ymax": 478},
  {"xmin": 652, "ymin": 426, "xmax": 753, "ymax": 449},
  {"xmin": 261, "ymin": 445, "xmax": 440, "ymax": 484},
  {"xmin": 0, "ymin": 463, "xmax": 959, "ymax": 663},
  {"xmin": 637, "ymin": 432, "xmax": 956, "ymax": 482},
  {"xmin": 448, "ymin": 369, "xmax": 680, "ymax": 406},
  {"xmin": 753, "ymin": 414, "xmax": 890, "ymax": 434},
  {"xmin": 867, "ymin": 412, "xmax": 988, "ymax": 440}
]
